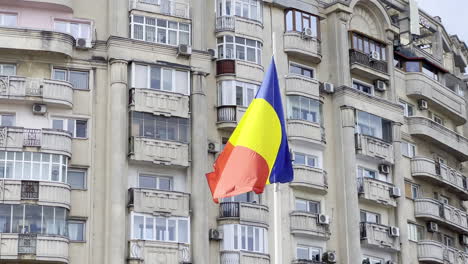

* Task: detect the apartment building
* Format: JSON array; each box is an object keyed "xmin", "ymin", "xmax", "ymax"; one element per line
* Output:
[{"xmin": 0, "ymin": 0, "xmax": 467, "ymax": 264}]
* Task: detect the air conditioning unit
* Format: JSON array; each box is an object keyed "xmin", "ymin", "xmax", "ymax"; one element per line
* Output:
[
  {"xmin": 301, "ymin": 27, "xmax": 314, "ymax": 39},
  {"xmin": 207, "ymin": 48, "xmax": 218, "ymax": 60},
  {"xmin": 390, "ymin": 187, "xmax": 402, "ymax": 198},
  {"xmin": 207, "ymin": 142, "xmax": 221, "ymax": 153},
  {"xmin": 178, "ymin": 44, "xmax": 192, "ymax": 56},
  {"xmin": 375, "ymin": 80, "xmax": 387, "ymax": 91},
  {"xmin": 418, "ymin": 99, "xmax": 428, "ymax": 110},
  {"xmin": 369, "ymin": 50, "xmax": 380, "ymax": 61},
  {"xmin": 427, "ymin": 221, "xmax": 438, "ymax": 233},
  {"xmin": 378, "ymin": 164, "xmax": 390, "ymax": 174},
  {"xmin": 32, "ymin": 104, "xmax": 47, "ymax": 115},
  {"xmin": 317, "ymin": 214, "xmax": 330, "ymax": 225},
  {"xmin": 76, "ymin": 38, "xmax": 90, "ymax": 49},
  {"xmin": 322, "ymin": 251, "xmax": 337, "ymax": 263},
  {"xmin": 362, "ymin": 258, "xmax": 371, "ymax": 264},
  {"xmin": 460, "ymin": 234, "xmax": 468, "ymax": 246},
  {"xmin": 389, "ymin": 226, "xmax": 400, "ymax": 237},
  {"xmin": 321, "ymin": 82, "xmax": 334, "ymax": 94},
  {"xmin": 209, "ymin": 228, "xmax": 223, "ymax": 240}
]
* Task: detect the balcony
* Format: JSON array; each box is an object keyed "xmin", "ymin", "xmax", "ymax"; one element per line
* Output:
[
  {"xmin": 129, "ymin": 0, "xmax": 190, "ymax": 19},
  {"xmin": 128, "ymin": 188, "xmax": 190, "ymax": 217},
  {"xmin": 220, "ymin": 251, "xmax": 270, "ymax": 264},
  {"xmin": 357, "ymin": 178, "xmax": 397, "ymax": 207},
  {"xmin": 129, "ymin": 88, "xmax": 189, "ymax": 118},
  {"xmin": 283, "ymin": 33, "xmax": 322, "ymax": 63},
  {"xmin": 355, "ymin": 134, "xmax": 394, "ymax": 164},
  {"xmin": 290, "ymin": 211, "xmax": 330, "ymax": 239},
  {"xmin": 215, "ymin": 16, "xmax": 263, "ymax": 40},
  {"xmin": 287, "ymin": 120, "xmax": 324, "ymax": 146},
  {"xmin": 216, "ymin": 105, "xmax": 247, "ymax": 131},
  {"xmin": 360, "ymin": 222, "xmax": 400, "ymax": 252},
  {"xmin": 407, "ymin": 116, "xmax": 468, "ymax": 161},
  {"xmin": 411, "ymin": 157, "xmax": 468, "ymax": 200},
  {"xmin": 417, "ymin": 240, "xmax": 468, "ymax": 264},
  {"xmin": 0, "ymin": 76, "xmax": 73, "ymax": 108},
  {"xmin": 0, "ymin": 233, "xmax": 69, "ymax": 263},
  {"xmin": 349, "ymin": 49, "xmax": 389, "ymax": 81},
  {"xmin": 0, "ymin": 127, "xmax": 72, "ymax": 157},
  {"xmin": 128, "ymin": 240, "xmax": 191, "ymax": 264},
  {"xmin": 0, "ymin": 27, "xmax": 74, "ymax": 57},
  {"xmin": 218, "ymin": 202, "xmax": 269, "ymax": 227},
  {"xmin": 129, "ymin": 137, "xmax": 189, "ymax": 167},
  {"xmin": 216, "ymin": 59, "xmax": 264, "ymax": 83},
  {"xmin": 285, "ymin": 74, "xmax": 320, "ymax": 98},
  {"xmin": 406, "ymin": 72, "xmax": 466, "ymax": 125},
  {"xmin": 414, "ymin": 198, "xmax": 468, "ymax": 233},
  {"xmin": 0, "ymin": 180, "xmax": 71, "ymax": 209},
  {"xmin": 290, "ymin": 165, "xmax": 328, "ymax": 193},
  {"xmin": 31, "ymin": 0, "xmax": 73, "ymax": 11}
]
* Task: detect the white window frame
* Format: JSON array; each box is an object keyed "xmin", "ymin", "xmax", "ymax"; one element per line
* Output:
[
  {"xmin": 293, "ymin": 152, "xmax": 319, "ymax": 168},
  {"xmin": 0, "ymin": 12, "xmax": 17, "ymax": 27},
  {"xmin": 352, "ymin": 79, "xmax": 374, "ymax": 95},
  {"xmin": 216, "ymin": 0, "xmax": 263, "ymax": 22},
  {"xmin": 217, "ymin": 35, "xmax": 262, "ymax": 65},
  {"xmin": 399, "ymin": 100, "xmax": 414, "ymax": 117},
  {"xmin": 52, "ymin": 68, "xmax": 90, "ymax": 90},
  {"xmin": 54, "ymin": 19, "xmax": 92, "ymax": 40},
  {"xmin": 0, "ymin": 63, "xmax": 16, "ymax": 76},
  {"xmin": 289, "ymin": 62, "xmax": 316, "ymax": 80},
  {"xmin": 357, "ymin": 166, "xmax": 377, "ymax": 179},
  {"xmin": 217, "ymin": 80, "xmax": 259, "ymax": 107},
  {"xmin": 295, "ymin": 198, "xmax": 320, "ymax": 214},
  {"xmin": 68, "ymin": 220, "xmax": 86, "ymax": 242},
  {"xmin": 138, "ymin": 174, "xmax": 173, "ymax": 191},
  {"xmin": 360, "ymin": 210, "xmax": 380, "ymax": 224},
  {"xmin": 130, "ymin": 14, "xmax": 191, "ymax": 46},
  {"xmin": 221, "ymin": 192, "xmax": 260, "ymax": 203},
  {"xmin": 407, "ymin": 222, "xmax": 424, "ymax": 242},
  {"xmin": 52, "ymin": 118, "xmax": 88, "ymax": 139},
  {"xmin": 287, "ymin": 95, "xmax": 321, "ymax": 123},
  {"xmin": 0, "ymin": 113, "xmax": 15, "ymax": 127},
  {"xmin": 296, "ymin": 245, "xmax": 322, "ymax": 261},
  {"xmin": 130, "ymin": 212, "xmax": 190, "ymax": 243},
  {"xmin": 221, "ymin": 224, "xmax": 268, "ymax": 253},
  {"xmin": 67, "ymin": 168, "xmax": 87, "ymax": 190},
  {"xmin": 131, "ymin": 63, "xmax": 190, "ymax": 95},
  {"xmin": 401, "ymin": 141, "xmax": 416, "ymax": 158}
]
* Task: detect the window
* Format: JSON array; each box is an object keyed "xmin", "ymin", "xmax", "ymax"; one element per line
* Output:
[
  {"xmin": 357, "ymin": 167, "xmax": 377, "ymax": 179},
  {"xmin": 443, "ymin": 235, "xmax": 454, "ymax": 247},
  {"xmin": 67, "ymin": 169, "xmax": 86, "ymax": 190},
  {"xmin": 53, "ymin": 68, "xmax": 89, "ymax": 90},
  {"xmin": 399, "ymin": 100, "xmax": 414, "ymax": 117},
  {"xmin": 131, "ymin": 112, "xmax": 189, "ymax": 143},
  {"xmin": 295, "ymin": 199, "xmax": 320, "ymax": 214},
  {"xmin": 363, "ymin": 256, "xmax": 384, "ymax": 264},
  {"xmin": 130, "ymin": 15, "xmax": 190, "ymax": 46},
  {"xmin": 352, "ymin": 80, "xmax": 373, "ymax": 95},
  {"xmin": 351, "ymin": 32, "xmax": 386, "ymax": 61},
  {"xmin": 405, "ymin": 182, "xmax": 419, "ymax": 199},
  {"xmin": 52, "ymin": 118, "xmax": 88, "ymax": 138},
  {"xmin": 133, "ymin": 64, "xmax": 189, "ymax": 95},
  {"xmin": 401, "ymin": 141, "xmax": 416, "ymax": 158},
  {"xmin": 0, "ymin": 114, "xmax": 14, "ymax": 126},
  {"xmin": 297, "ymin": 245, "xmax": 321, "ymax": 261},
  {"xmin": 439, "ymin": 195, "xmax": 450, "ymax": 205},
  {"xmin": 422, "ymin": 63, "xmax": 439, "ymax": 81},
  {"xmin": 433, "ymin": 114, "xmax": 444, "ymax": 125},
  {"xmin": 287, "ymin": 95, "xmax": 321, "ymax": 123},
  {"xmin": 360, "ymin": 210, "xmax": 380, "ymax": 224},
  {"xmin": 131, "ymin": 213, "xmax": 189, "ymax": 243},
  {"xmin": 0, "ymin": 13, "xmax": 17, "ymax": 27},
  {"xmin": 221, "ymin": 224, "xmax": 267, "ymax": 253},
  {"xmin": 356, "ymin": 111, "xmax": 392, "ymax": 142},
  {"xmin": 285, "ymin": 9, "xmax": 319, "ymax": 38},
  {"xmin": 0, "ymin": 151, "xmax": 68, "ymax": 183},
  {"xmin": 68, "ymin": 220, "xmax": 86, "ymax": 241},
  {"xmin": 0, "ymin": 204, "xmax": 67, "ymax": 236},
  {"xmin": 293, "ymin": 152, "xmax": 319, "ymax": 168},
  {"xmin": 217, "ymin": 80, "xmax": 258, "ymax": 107},
  {"xmin": 217, "ymin": 35, "xmax": 262, "ymax": 64},
  {"xmin": 0, "ymin": 63, "xmax": 16, "ymax": 75},
  {"xmin": 408, "ymin": 222, "xmax": 424, "ymax": 242},
  {"xmin": 217, "ymin": 0, "xmax": 263, "ymax": 22},
  {"xmin": 54, "ymin": 20, "xmax": 91, "ymax": 40},
  {"xmin": 405, "ymin": 61, "xmax": 420, "ymax": 72},
  {"xmin": 290, "ymin": 63, "xmax": 314, "ymax": 79},
  {"xmin": 138, "ymin": 174, "xmax": 173, "ymax": 191},
  {"xmin": 222, "ymin": 192, "xmax": 260, "ymax": 203}
]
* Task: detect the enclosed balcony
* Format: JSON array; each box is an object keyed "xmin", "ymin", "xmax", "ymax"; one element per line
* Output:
[
  {"xmin": 357, "ymin": 178, "xmax": 397, "ymax": 207},
  {"xmin": 128, "ymin": 188, "xmax": 190, "ymax": 217},
  {"xmin": 0, "ymin": 76, "xmax": 73, "ymax": 108},
  {"xmin": 290, "ymin": 211, "xmax": 330, "ymax": 239},
  {"xmin": 349, "ymin": 49, "xmax": 389, "ymax": 81},
  {"xmin": 0, "ymin": 27, "xmax": 74, "ymax": 57},
  {"xmin": 129, "ymin": 137, "xmax": 189, "ymax": 167},
  {"xmin": 218, "ymin": 202, "xmax": 269, "ymax": 227},
  {"xmin": 129, "ymin": 0, "xmax": 190, "ymax": 19},
  {"xmin": 360, "ymin": 222, "xmax": 400, "ymax": 252},
  {"xmin": 129, "ymin": 88, "xmax": 189, "ymax": 118},
  {"xmin": 414, "ymin": 198, "xmax": 468, "ymax": 233},
  {"xmin": 285, "ymin": 74, "xmax": 320, "ymax": 98},
  {"xmin": 283, "ymin": 33, "xmax": 321, "ymax": 63},
  {"xmin": 0, "ymin": 127, "xmax": 72, "ymax": 157},
  {"xmin": 407, "ymin": 116, "xmax": 468, "ymax": 161},
  {"xmin": 406, "ymin": 72, "xmax": 466, "ymax": 125},
  {"xmin": 355, "ymin": 134, "xmax": 394, "ymax": 164},
  {"xmin": 128, "ymin": 240, "xmax": 191, "ymax": 264},
  {"xmin": 216, "ymin": 59, "xmax": 264, "ymax": 83},
  {"xmin": 287, "ymin": 120, "xmax": 324, "ymax": 146},
  {"xmin": 290, "ymin": 165, "xmax": 328, "ymax": 193},
  {"xmin": 0, "ymin": 180, "xmax": 71, "ymax": 209},
  {"xmin": 417, "ymin": 240, "xmax": 468, "ymax": 264},
  {"xmin": 220, "ymin": 250, "xmax": 270, "ymax": 264},
  {"xmin": 0, "ymin": 234, "xmax": 69, "ymax": 263},
  {"xmin": 411, "ymin": 157, "xmax": 468, "ymax": 200},
  {"xmin": 215, "ymin": 16, "xmax": 263, "ymax": 40}
]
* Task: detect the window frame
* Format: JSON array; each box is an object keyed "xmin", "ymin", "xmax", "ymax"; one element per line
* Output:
[
  {"xmin": 357, "ymin": 166, "xmax": 378, "ymax": 179},
  {"xmin": 54, "ymin": 19, "xmax": 92, "ymax": 40},
  {"xmin": 295, "ymin": 198, "xmax": 320, "ymax": 214},
  {"xmin": 216, "ymin": 0, "xmax": 263, "ymax": 22},
  {"xmin": 129, "ymin": 14, "xmax": 191, "ymax": 46},
  {"xmin": 131, "ymin": 112, "xmax": 189, "ymax": 143},
  {"xmin": 68, "ymin": 219, "xmax": 86, "ymax": 242},
  {"xmin": 287, "ymin": 95, "xmax": 321, "ymax": 124},
  {"xmin": 52, "ymin": 68, "xmax": 90, "ymax": 90},
  {"xmin": 131, "ymin": 63, "xmax": 190, "ymax": 95},
  {"xmin": 433, "ymin": 114, "xmax": 444, "ymax": 126},
  {"xmin": 292, "ymin": 152, "xmax": 319, "ymax": 168},
  {"xmin": 217, "ymin": 35, "xmax": 263, "ymax": 64},
  {"xmin": 296, "ymin": 245, "xmax": 322, "ymax": 261},
  {"xmin": 360, "ymin": 210, "xmax": 381, "ymax": 224},
  {"xmin": 356, "ymin": 110, "xmax": 392, "ymax": 142},
  {"xmin": 131, "ymin": 212, "xmax": 190, "ymax": 243},
  {"xmin": 0, "ymin": 63, "xmax": 16, "ymax": 76},
  {"xmin": 407, "ymin": 222, "xmax": 424, "ymax": 242},
  {"xmin": 0, "ymin": 12, "xmax": 17, "ymax": 27},
  {"xmin": 289, "ymin": 62, "xmax": 316, "ymax": 80},
  {"xmin": 0, "ymin": 113, "xmax": 15, "ymax": 127},
  {"xmin": 352, "ymin": 79, "xmax": 374, "ymax": 95},
  {"xmin": 221, "ymin": 224, "xmax": 268, "ymax": 253},
  {"xmin": 284, "ymin": 9, "xmax": 320, "ymax": 39},
  {"xmin": 67, "ymin": 168, "xmax": 87, "ymax": 190},
  {"xmin": 217, "ymin": 80, "xmax": 259, "ymax": 107},
  {"xmin": 399, "ymin": 100, "xmax": 414, "ymax": 117},
  {"xmin": 401, "ymin": 141, "xmax": 416, "ymax": 158},
  {"xmin": 138, "ymin": 173, "xmax": 173, "ymax": 191},
  {"xmin": 350, "ymin": 31, "xmax": 387, "ymax": 61},
  {"xmin": 52, "ymin": 118, "xmax": 88, "ymax": 139}
]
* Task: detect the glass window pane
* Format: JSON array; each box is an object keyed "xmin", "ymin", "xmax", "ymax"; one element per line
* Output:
[
  {"xmin": 146, "ymin": 26, "xmax": 155, "ymax": 42},
  {"xmin": 168, "ymin": 30, "xmax": 177, "ymax": 45},
  {"xmin": 158, "ymin": 177, "xmax": 171, "ymax": 191},
  {"xmin": 53, "ymin": 70, "xmax": 67, "ymax": 81},
  {"xmin": 75, "ymin": 120, "xmax": 87, "ymax": 138},
  {"xmin": 247, "ymin": 226, "xmax": 254, "ymax": 251},
  {"xmin": 178, "ymin": 219, "xmax": 188, "ymax": 243},
  {"xmin": 68, "ymin": 170, "xmax": 86, "ymax": 189},
  {"xmin": 150, "ymin": 66, "xmax": 161, "ymax": 90},
  {"xmin": 168, "ymin": 219, "xmax": 176, "ymax": 241},
  {"xmin": 162, "ymin": 69, "xmax": 172, "ymax": 91},
  {"xmin": 156, "ymin": 218, "xmax": 166, "ymax": 241},
  {"xmin": 25, "ymin": 205, "xmax": 42, "ymax": 234},
  {"xmin": 175, "ymin": 71, "xmax": 188, "ymax": 95},
  {"xmin": 145, "ymin": 217, "xmax": 154, "ymax": 240},
  {"xmin": 69, "ymin": 221, "xmax": 85, "ymax": 241},
  {"xmin": 157, "ymin": 28, "xmax": 167, "ymax": 43},
  {"xmin": 69, "ymin": 71, "xmax": 89, "ymax": 90},
  {"xmin": 0, "ymin": 204, "xmax": 11, "ymax": 233},
  {"xmin": 133, "ymin": 24, "xmax": 144, "ymax": 40},
  {"xmin": 139, "ymin": 175, "xmax": 157, "ymax": 189},
  {"xmin": 133, "ymin": 215, "xmax": 144, "ymax": 239},
  {"xmin": 12, "ymin": 204, "xmax": 24, "ymax": 233}
]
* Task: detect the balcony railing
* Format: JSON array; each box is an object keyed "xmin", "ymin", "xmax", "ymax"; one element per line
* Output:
[
  {"xmin": 218, "ymin": 202, "xmax": 269, "ymax": 226},
  {"xmin": 215, "ymin": 15, "xmax": 263, "ymax": 39},
  {"xmin": 415, "ymin": 198, "xmax": 468, "ymax": 233},
  {"xmin": 290, "ymin": 165, "xmax": 328, "ymax": 193},
  {"xmin": 0, "ymin": 180, "xmax": 71, "ymax": 208},
  {"xmin": 216, "ymin": 105, "xmax": 247, "ymax": 130},
  {"xmin": 0, "ymin": 233, "xmax": 69, "ymax": 262},
  {"xmin": 290, "ymin": 211, "xmax": 330, "ymax": 239},
  {"xmin": 411, "ymin": 157, "xmax": 468, "ymax": 199},
  {"xmin": 216, "ymin": 16, "xmax": 235, "ymax": 31},
  {"xmin": 283, "ymin": 33, "xmax": 322, "ymax": 63},
  {"xmin": 417, "ymin": 240, "xmax": 468, "ymax": 264},
  {"xmin": 129, "ymin": 137, "xmax": 189, "ymax": 167},
  {"xmin": 21, "ymin": 181, "xmax": 40, "ymax": 200},
  {"xmin": 355, "ymin": 134, "xmax": 394, "ymax": 164},
  {"xmin": 128, "ymin": 240, "xmax": 191, "ymax": 263},
  {"xmin": 357, "ymin": 177, "xmax": 397, "ymax": 207},
  {"xmin": 128, "ymin": 188, "xmax": 190, "ymax": 217},
  {"xmin": 349, "ymin": 49, "xmax": 388, "ymax": 74},
  {"xmin": 285, "ymin": 74, "xmax": 320, "ymax": 98},
  {"xmin": 220, "ymin": 251, "xmax": 270, "ymax": 264},
  {"xmin": 360, "ymin": 222, "xmax": 400, "ymax": 252},
  {"xmin": 129, "ymin": 88, "xmax": 190, "ymax": 118},
  {"xmin": 287, "ymin": 120, "xmax": 324, "ymax": 145},
  {"xmin": 18, "ymin": 233, "xmax": 37, "ymax": 255}
]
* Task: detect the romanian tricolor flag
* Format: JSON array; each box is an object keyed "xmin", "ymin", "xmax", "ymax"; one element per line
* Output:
[{"xmin": 206, "ymin": 58, "xmax": 293, "ymax": 202}]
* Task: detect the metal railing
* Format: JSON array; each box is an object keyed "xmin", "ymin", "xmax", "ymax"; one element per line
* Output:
[
  {"xmin": 219, "ymin": 202, "xmax": 240, "ymax": 218},
  {"xmin": 21, "ymin": 181, "xmax": 39, "ymax": 200},
  {"xmin": 23, "ymin": 128, "xmax": 41, "ymax": 147},
  {"xmin": 349, "ymin": 49, "xmax": 388, "ymax": 74},
  {"xmin": 216, "ymin": 16, "xmax": 235, "ymax": 31},
  {"xmin": 18, "ymin": 233, "xmax": 37, "ymax": 254},
  {"xmin": 217, "ymin": 106, "xmax": 237, "ymax": 122},
  {"xmin": 160, "ymin": 0, "xmax": 190, "ymax": 18}
]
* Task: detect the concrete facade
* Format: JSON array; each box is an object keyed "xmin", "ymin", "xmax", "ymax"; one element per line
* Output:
[{"xmin": 0, "ymin": 0, "xmax": 467, "ymax": 264}]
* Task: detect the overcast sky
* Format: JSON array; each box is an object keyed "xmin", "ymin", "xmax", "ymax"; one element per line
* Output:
[{"xmin": 417, "ymin": 0, "xmax": 468, "ymax": 44}]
